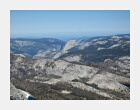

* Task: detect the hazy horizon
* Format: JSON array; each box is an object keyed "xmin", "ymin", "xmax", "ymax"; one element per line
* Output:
[
  {"xmin": 10, "ymin": 10, "xmax": 130, "ymax": 40},
  {"xmin": 10, "ymin": 32, "xmax": 130, "ymax": 42}
]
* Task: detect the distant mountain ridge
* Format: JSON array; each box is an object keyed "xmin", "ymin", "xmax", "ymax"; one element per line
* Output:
[
  {"xmin": 10, "ymin": 38, "xmax": 66, "ymax": 58},
  {"xmin": 54, "ymin": 34, "xmax": 130, "ymax": 63}
]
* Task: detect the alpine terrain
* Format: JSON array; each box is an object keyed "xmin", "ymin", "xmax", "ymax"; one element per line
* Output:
[{"xmin": 10, "ymin": 34, "xmax": 130, "ymax": 100}]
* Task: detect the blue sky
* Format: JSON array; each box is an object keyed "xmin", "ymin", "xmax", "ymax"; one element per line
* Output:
[{"xmin": 10, "ymin": 10, "xmax": 130, "ymax": 38}]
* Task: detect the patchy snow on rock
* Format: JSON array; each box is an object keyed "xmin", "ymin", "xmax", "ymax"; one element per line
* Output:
[
  {"xmin": 61, "ymin": 90, "xmax": 72, "ymax": 94},
  {"xmin": 119, "ymin": 56, "xmax": 130, "ymax": 60},
  {"xmin": 95, "ymin": 40, "xmax": 108, "ymax": 45},
  {"xmin": 109, "ymin": 36, "xmax": 122, "ymax": 41},
  {"xmin": 43, "ymin": 79, "xmax": 62, "ymax": 85},
  {"xmin": 111, "ymin": 36, "xmax": 122, "ymax": 39},
  {"xmin": 93, "ymin": 39, "xmax": 98, "ymax": 41},
  {"xmin": 109, "ymin": 44, "xmax": 121, "ymax": 49},
  {"xmin": 93, "ymin": 38, "xmax": 103, "ymax": 42},
  {"xmin": 97, "ymin": 47, "xmax": 105, "ymax": 50},
  {"xmin": 18, "ymin": 89, "xmax": 31, "ymax": 98},
  {"xmin": 14, "ymin": 54, "xmax": 25, "ymax": 57},
  {"xmin": 10, "ymin": 83, "xmax": 27, "ymax": 100}
]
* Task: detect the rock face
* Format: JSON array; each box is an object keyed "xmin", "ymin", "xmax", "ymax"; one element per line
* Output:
[
  {"xmin": 10, "ymin": 82, "xmax": 26, "ymax": 100},
  {"xmin": 10, "ymin": 82, "xmax": 36, "ymax": 100},
  {"xmin": 10, "ymin": 34, "xmax": 130, "ymax": 100},
  {"xmin": 63, "ymin": 55, "xmax": 81, "ymax": 62},
  {"xmin": 10, "ymin": 53, "xmax": 130, "ymax": 99},
  {"xmin": 33, "ymin": 50, "xmax": 58, "ymax": 59},
  {"xmin": 54, "ymin": 34, "xmax": 130, "ymax": 63},
  {"xmin": 10, "ymin": 54, "xmax": 98, "ymax": 81},
  {"xmin": 87, "ymin": 71, "xmax": 129, "ymax": 94},
  {"xmin": 63, "ymin": 40, "xmax": 77, "ymax": 51},
  {"xmin": 53, "ymin": 40, "xmax": 77, "ymax": 59},
  {"xmin": 53, "ymin": 51, "xmax": 68, "ymax": 59}
]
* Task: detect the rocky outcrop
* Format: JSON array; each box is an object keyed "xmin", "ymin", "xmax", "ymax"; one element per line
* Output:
[
  {"xmin": 87, "ymin": 71, "xmax": 130, "ymax": 94},
  {"xmin": 53, "ymin": 51, "xmax": 68, "ymax": 59},
  {"xmin": 10, "ymin": 82, "xmax": 26, "ymax": 100},
  {"xmin": 33, "ymin": 50, "xmax": 57, "ymax": 59},
  {"xmin": 11, "ymin": 54, "xmax": 98, "ymax": 80},
  {"xmin": 53, "ymin": 40, "xmax": 77, "ymax": 59},
  {"xmin": 10, "ymin": 54, "xmax": 130, "ymax": 99},
  {"xmin": 63, "ymin": 55, "xmax": 81, "ymax": 62},
  {"xmin": 10, "ymin": 34, "xmax": 130, "ymax": 100},
  {"xmin": 63, "ymin": 40, "xmax": 77, "ymax": 51},
  {"xmin": 53, "ymin": 35, "xmax": 130, "ymax": 63}
]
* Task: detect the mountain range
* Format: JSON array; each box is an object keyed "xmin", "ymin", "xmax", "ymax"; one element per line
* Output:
[{"xmin": 10, "ymin": 34, "xmax": 130, "ymax": 100}]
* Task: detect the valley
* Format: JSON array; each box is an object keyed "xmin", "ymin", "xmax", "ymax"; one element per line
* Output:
[{"xmin": 10, "ymin": 34, "xmax": 130, "ymax": 100}]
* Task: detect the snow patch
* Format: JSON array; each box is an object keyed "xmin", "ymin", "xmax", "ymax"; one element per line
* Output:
[
  {"xmin": 109, "ymin": 44, "xmax": 121, "ymax": 49},
  {"xmin": 97, "ymin": 47, "xmax": 105, "ymax": 50},
  {"xmin": 61, "ymin": 90, "xmax": 72, "ymax": 94},
  {"xmin": 111, "ymin": 36, "xmax": 122, "ymax": 39},
  {"xmin": 95, "ymin": 40, "xmax": 108, "ymax": 45}
]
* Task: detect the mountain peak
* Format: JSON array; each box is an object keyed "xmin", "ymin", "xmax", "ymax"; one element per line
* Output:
[{"xmin": 63, "ymin": 40, "xmax": 77, "ymax": 51}]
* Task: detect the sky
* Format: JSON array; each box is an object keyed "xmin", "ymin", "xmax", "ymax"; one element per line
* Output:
[{"xmin": 10, "ymin": 10, "xmax": 130, "ymax": 39}]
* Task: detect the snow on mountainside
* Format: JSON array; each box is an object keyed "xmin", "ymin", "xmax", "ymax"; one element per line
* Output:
[
  {"xmin": 95, "ymin": 40, "xmax": 108, "ymax": 45},
  {"xmin": 10, "ymin": 82, "xmax": 27, "ymax": 100},
  {"xmin": 10, "ymin": 82, "xmax": 36, "ymax": 100},
  {"xmin": 109, "ymin": 44, "xmax": 121, "ymax": 49},
  {"xmin": 97, "ymin": 47, "xmax": 105, "ymax": 50}
]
